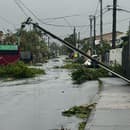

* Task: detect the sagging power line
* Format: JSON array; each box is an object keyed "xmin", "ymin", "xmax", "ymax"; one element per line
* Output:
[{"xmin": 14, "ymin": 0, "xmax": 91, "ymax": 28}]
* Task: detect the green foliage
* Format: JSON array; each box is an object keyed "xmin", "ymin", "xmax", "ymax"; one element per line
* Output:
[
  {"xmin": 96, "ymin": 41, "xmax": 111, "ymax": 55},
  {"xmin": 71, "ymin": 66, "xmax": 108, "ymax": 84},
  {"xmin": 62, "ymin": 103, "xmax": 96, "ymax": 130},
  {"xmin": 0, "ymin": 61, "xmax": 45, "ymax": 79},
  {"xmin": 81, "ymin": 42, "xmax": 90, "ymax": 53},
  {"xmin": 79, "ymin": 122, "xmax": 86, "ymax": 130},
  {"xmin": 62, "ymin": 104, "xmax": 95, "ymax": 119},
  {"xmin": 63, "ymin": 34, "xmax": 76, "ymax": 54},
  {"xmin": 18, "ymin": 29, "xmax": 49, "ymax": 63}
]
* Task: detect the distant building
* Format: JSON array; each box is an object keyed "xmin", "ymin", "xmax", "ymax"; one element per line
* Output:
[
  {"xmin": 95, "ymin": 31, "xmax": 123, "ymax": 42},
  {"xmin": 83, "ymin": 31, "xmax": 124, "ymax": 46},
  {"xmin": 0, "ymin": 44, "xmax": 20, "ymax": 65}
]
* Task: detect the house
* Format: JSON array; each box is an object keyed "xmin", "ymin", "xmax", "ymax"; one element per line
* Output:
[
  {"xmin": 95, "ymin": 31, "xmax": 123, "ymax": 42},
  {"xmin": 83, "ymin": 31, "xmax": 124, "ymax": 46},
  {"xmin": 0, "ymin": 44, "xmax": 20, "ymax": 65}
]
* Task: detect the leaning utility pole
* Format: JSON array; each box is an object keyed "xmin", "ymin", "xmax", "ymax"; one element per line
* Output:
[
  {"xmin": 112, "ymin": 0, "xmax": 117, "ymax": 49},
  {"xmin": 21, "ymin": 17, "xmax": 130, "ymax": 83},
  {"xmin": 99, "ymin": 0, "xmax": 103, "ymax": 45}
]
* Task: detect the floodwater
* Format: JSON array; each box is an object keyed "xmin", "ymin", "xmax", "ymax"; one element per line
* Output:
[{"xmin": 0, "ymin": 56, "xmax": 99, "ymax": 130}]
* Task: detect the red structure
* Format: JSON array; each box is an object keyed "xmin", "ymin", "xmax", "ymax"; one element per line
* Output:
[{"xmin": 0, "ymin": 45, "xmax": 20, "ymax": 65}]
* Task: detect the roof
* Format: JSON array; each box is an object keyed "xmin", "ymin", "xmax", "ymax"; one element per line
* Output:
[{"xmin": 84, "ymin": 31, "xmax": 124, "ymax": 41}]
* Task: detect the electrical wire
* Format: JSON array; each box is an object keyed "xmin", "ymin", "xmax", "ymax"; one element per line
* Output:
[
  {"xmin": 14, "ymin": 0, "xmax": 28, "ymax": 18},
  {"xmin": 0, "ymin": 15, "xmax": 17, "ymax": 29},
  {"xmin": 14, "ymin": 0, "xmax": 91, "ymax": 28},
  {"xmin": 63, "ymin": 18, "xmax": 73, "ymax": 31},
  {"xmin": 94, "ymin": 0, "xmax": 100, "ymax": 16},
  {"xmin": 43, "ymin": 14, "xmax": 80, "ymax": 21}
]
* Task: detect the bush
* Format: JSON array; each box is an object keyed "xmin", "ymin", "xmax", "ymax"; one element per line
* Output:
[
  {"xmin": 0, "ymin": 61, "xmax": 45, "ymax": 79},
  {"xmin": 71, "ymin": 66, "xmax": 108, "ymax": 84}
]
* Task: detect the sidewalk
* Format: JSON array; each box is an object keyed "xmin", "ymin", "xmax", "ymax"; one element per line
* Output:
[{"xmin": 85, "ymin": 78, "xmax": 130, "ymax": 130}]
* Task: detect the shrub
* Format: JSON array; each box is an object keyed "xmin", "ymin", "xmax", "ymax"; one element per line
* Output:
[
  {"xmin": 0, "ymin": 61, "xmax": 45, "ymax": 79},
  {"xmin": 71, "ymin": 66, "xmax": 108, "ymax": 84}
]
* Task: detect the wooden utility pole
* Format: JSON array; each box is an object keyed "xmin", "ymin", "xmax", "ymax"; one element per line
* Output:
[
  {"xmin": 99, "ymin": 0, "xmax": 103, "ymax": 45},
  {"xmin": 129, "ymin": 21, "xmax": 130, "ymax": 57},
  {"xmin": 78, "ymin": 32, "xmax": 80, "ymax": 49},
  {"xmin": 112, "ymin": 0, "xmax": 117, "ymax": 49},
  {"xmin": 73, "ymin": 27, "xmax": 76, "ymax": 47},
  {"xmin": 48, "ymin": 36, "xmax": 50, "ymax": 51},
  {"xmin": 93, "ymin": 16, "xmax": 96, "ymax": 54},
  {"xmin": 89, "ymin": 15, "xmax": 93, "ymax": 54}
]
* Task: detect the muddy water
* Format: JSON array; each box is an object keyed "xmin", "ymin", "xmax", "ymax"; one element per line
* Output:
[{"xmin": 0, "ymin": 56, "xmax": 99, "ymax": 130}]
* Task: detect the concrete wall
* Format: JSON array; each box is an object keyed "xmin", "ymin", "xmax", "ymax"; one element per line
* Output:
[{"xmin": 109, "ymin": 48, "xmax": 122, "ymax": 66}]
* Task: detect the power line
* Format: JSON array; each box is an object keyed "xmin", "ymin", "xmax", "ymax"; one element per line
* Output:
[
  {"xmin": 0, "ymin": 15, "xmax": 16, "ymax": 29},
  {"xmin": 43, "ymin": 14, "xmax": 80, "ymax": 21},
  {"xmin": 94, "ymin": 0, "xmax": 100, "ymax": 16},
  {"xmin": 14, "ymin": 0, "xmax": 28, "ymax": 18},
  {"xmin": 63, "ymin": 18, "xmax": 73, "ymax": 31},
  {"xmin": 14, "ymin": 0, "xmax": 91, "ymax": 28}
]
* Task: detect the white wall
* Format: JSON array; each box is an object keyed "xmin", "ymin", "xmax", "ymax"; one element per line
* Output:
[{"xmin": 109, "ymin": 48, "xmax": 122, "ymax": 66}]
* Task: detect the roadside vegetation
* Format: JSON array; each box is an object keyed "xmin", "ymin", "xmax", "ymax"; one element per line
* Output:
[
  {"xmin": 62, "ymin": 103, "xmax": 96, "ymax": 130},
  {"xmin": 59, "ymin": 58, "xmax": 124, "ymax": 84},
  {"xmin": 71, "ymin": 66, "xmax": 109, "ymax": 84},
  {"xmin": 0, "ymin": 61, "xmax": 45, "ymax": 79}
]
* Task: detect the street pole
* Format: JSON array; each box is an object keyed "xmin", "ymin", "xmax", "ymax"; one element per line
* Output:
[
  {"xmin": 48, "ymin": 36, "xmax": 50, "ymax": 51},
  {"xmin": 78, "ymin": 32, "xmax": 80, "ymax": 49},
  {"xmin": 73, "ymin": 27, "xmax": 77, "ymax": 56},
  {"xmin": 128, "ymin": 21, "xmax": 130, "ymax": 57},
  {"xmin": 73, "ymin": 27, "xmax": 76, "ymax": 47},
  {"xmin": 77, "ymin": 32, "xmax": 80, "ymax": 57},
  {"xmin": 93, "ymin": 16, "xmax": 96, "ymax": 54},
  {"xmin": 89, "ymin": 15, "xmax": 93, "ymax": 55},
  {"xmin": 112, "ymin": 0, "xmax": 117, "ymax": 49},
  {"xmin": 99, "ymin": 0, "xmax": 103, "ymax": 45}
]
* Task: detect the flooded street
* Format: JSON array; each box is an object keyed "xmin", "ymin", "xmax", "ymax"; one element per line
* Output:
[{"xmin": 0, "ymin": 57, "xmax": 99, "ymax": 130}]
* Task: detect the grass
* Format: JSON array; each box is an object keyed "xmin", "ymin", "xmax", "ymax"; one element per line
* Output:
[{"xmin": 0, "ymin": 61, "xmax": 45, "ymax": 79}]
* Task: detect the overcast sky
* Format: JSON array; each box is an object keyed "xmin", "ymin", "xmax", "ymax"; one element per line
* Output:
[{"xmin": 0, "ymin": 0, "xmax": 130, "ymax": 39}]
